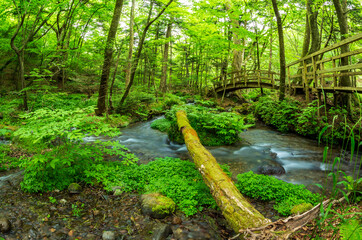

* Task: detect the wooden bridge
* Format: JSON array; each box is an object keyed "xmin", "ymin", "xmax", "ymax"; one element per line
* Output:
[{"xmin": 213, "ymin": 33, "xmax": 362, "ymax": 101}]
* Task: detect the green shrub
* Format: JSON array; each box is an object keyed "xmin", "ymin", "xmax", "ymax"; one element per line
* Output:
[
  {"xmin": 254, "ymin": 96, "xmax": 300, "ymax": 133},
  {"xmin": 295, "ymin": 100, "xmax": 324, "ymax": 137},
  {"xmin": 0, "ymin": 145, "xmax": 23, "ymax": 171},
  {"xmin": 21, "ymin": 141, "xmax": 138, "ymax": 192},
  {"xmin": 165, "ymin": 105, "xmax": 250, "ymax": 146},
  {"xmin": 13, "ymin": 106, "xmax": 119, "ymax": 148},
  {"xmin": 150, "ymin": 118, "xmax": 172, "ymax": 132},
  {"xmin": 236, "ymin": 171, "xmax": 321, "ymax": 216}
]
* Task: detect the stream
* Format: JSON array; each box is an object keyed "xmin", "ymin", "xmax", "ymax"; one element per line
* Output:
[{"xmin": 84, "ymin": 117, "xmax": 361, "ymax": 194}]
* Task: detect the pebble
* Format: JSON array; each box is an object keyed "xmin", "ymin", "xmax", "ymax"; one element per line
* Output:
[
  {"xmin": 172, "ymin": 216, "xmax": 182, "ymax": 225},
  {"xmin": 102, "ymin": 230, "xmax": 116, "ymax": 240},
  {"xmin": 0, "ymin": 217, "xmax": 11, "ymax": 233}
]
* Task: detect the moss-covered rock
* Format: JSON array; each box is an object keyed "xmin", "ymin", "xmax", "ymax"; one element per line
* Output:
[
  {"xmin": 141, "ymin": 193, "xmax": 176, "ymax": 219},
  {"xmin": 150, "ymin": 118, "xmax": 172, "ymax": 132},
  {"xmin": 291, "ymin": 203, "xmax": 313, "ymax": 215},
  {"xmin": 68, "ymin": 183, "xmax": 82, "ymax": 194}
]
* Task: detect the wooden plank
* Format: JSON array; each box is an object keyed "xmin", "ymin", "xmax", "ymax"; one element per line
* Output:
[
  {"xmin": 287, "ymin": 33, "xmax": 362, "ymax": 67},
  {"xmin": 316, "ymin": 48, "xmax": 362, "ymax": 65},
  {"xmin": 317, "ymin": 63, "xmax": 362, "ymax": 74}
]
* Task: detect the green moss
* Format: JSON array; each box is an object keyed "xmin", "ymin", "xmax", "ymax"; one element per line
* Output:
[
  {"xmin": 151, "ymin": 194, "xmax": 176, "ymax": 215},
  {"xmin": 291, "ymin": 203, "xmax": 313, "ymax": 215}
]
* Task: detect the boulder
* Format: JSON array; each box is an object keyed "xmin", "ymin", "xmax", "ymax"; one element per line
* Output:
[
  {"xmin": 256, "ymin": 161, "xmax": 285, "ymax": 175},
  {"xmin": 141, "ymin": 193, "xmax": 176, "ymax": 219},
  {"xmin": 68, "ymin": 183, "xmax": 82, "ymax": 194}
]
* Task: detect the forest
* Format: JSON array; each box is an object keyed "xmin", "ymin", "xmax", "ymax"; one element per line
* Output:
[{"xmin": 0, "ymin": 0, "xmax": 361, "ymax": 239}]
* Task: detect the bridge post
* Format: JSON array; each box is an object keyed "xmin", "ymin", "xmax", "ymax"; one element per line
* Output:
[
  {"xmin": 258, "ymin": 70, "xmax": 261, "ymax": 87},
  {"xmin": 244, "ymin": 70, "xmax": 247, "ymax": 86},
  {"xmin": 303, "ymin": 60, "xmax": 310, "ymax": 102},
  {"xmin": 287, "ymin": 67, "xmax": 291, "ymax": 94}
]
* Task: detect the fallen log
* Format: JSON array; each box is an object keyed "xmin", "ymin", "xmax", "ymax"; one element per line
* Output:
[{"xmin": 176, "ymin": 110, "xmax": 271, "ymax": 232}]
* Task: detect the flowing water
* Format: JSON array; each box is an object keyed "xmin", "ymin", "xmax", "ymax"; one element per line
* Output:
[{"xmin": 84, "ymin": 117, "xmax": 361, "ymax": 193}]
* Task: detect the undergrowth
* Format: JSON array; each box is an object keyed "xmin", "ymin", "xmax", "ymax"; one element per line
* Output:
[
  {"xmin": 236, "ymin": 171, "xmax": 321, "ymax": 216},
  {"xmin": 164, "ymin": 104, "xmax": 252, "ymax": 146}
]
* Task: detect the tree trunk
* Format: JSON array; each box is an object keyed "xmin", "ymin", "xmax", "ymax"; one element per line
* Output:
[
  {"xmin": 109, "ymin": 48, "xmax": 122, "ymax": 111},
  {"xmin": 332, "ymin": 0, "xmax": 351, "ymax": 109},
  {"xmin": 271, "ymin": 0, "xmax": 286, "ymax": 101},
  {"xmin": 160, "ymin": 22, "xmax": 172, "ymax": 93},
  {"xmin": 125, "ymin": 0, "xmax": 136, "ymax": 88},
  {"xmin": 307, "ymin": 0, "xmax": 320, "ymax": 55},
  {"xmin": 95, "ymin": 0, "xmax": 124, "ymax": 116},
  {"xmin": 176, "ymin": 110, "xmax": 270, "ymax": 232}
]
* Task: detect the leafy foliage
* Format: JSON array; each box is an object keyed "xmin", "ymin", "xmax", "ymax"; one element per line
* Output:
[
  {"xmin": 85, "ymin": 157, "xmax": 219, "ymax": 216},
  {"xmin": 254, "ymin": 96, "xmax": 300, "ymax": 132},
  {"xmin": 13, "ymin": 106, "xmax": 119, "ymax": 148},
  {"xmin": 21, "ymin": 141, "xmax": 138, "ymax": 192},
  {"xmin": 0, "ymin": 144, "xmax": 23, "ymax": 171},
  {"xmin": 339, "ymin": 219, "xmax": 362, "ymax": 240},
  {"xmin": 150, "ymin": 118, "xmax": 172, "ymax": 132},
  {"xmin": 254, "ymin": 96, "xmax": 361, "ymax": 144},
  {"xmin": 165, "ymin": 105, "xmax": 250, "ymax": 146},
  {"xmin": 236, "ymin": 171, "xmax": 321, "ymax": 216}
]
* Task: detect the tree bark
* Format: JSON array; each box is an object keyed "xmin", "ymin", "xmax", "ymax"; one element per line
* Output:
[
  {"xmin": 95, "ymin": 0, "xmax": 124, "ymax": 116},
  {"xmin": 125, "ymin": 0, "xmax": 136, "ymax": 88},
  {"xmin": 306, "ymin": 0, "xmax": 320, "ymax": 55},
  {"xmin": 332, "ymin": 0, "xmax": 351, "ymax": 109},
  {"xmin": 176, "ymin": 110, "xmax": 270, "ymax": 232},
  {"xmin": 160, "ymin": 22, "xmax": 172, "ymax": 93},
  {"xmin": 271, "ymin": 0, "xmax": 286, "ymax": 101}
]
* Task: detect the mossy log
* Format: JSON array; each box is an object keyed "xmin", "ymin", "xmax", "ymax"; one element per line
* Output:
[{"xmin": 176, "ymin": 110, "xmax": 270, "ymax": 232}]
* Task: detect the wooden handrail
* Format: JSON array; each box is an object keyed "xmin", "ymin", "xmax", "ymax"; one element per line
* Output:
[{"xmin": 287, "ymin": 33, "xmax": 362, "ymax": 67}]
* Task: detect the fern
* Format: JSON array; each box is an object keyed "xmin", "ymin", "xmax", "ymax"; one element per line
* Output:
[{"xmin": 340, "ymin": 219, "xmax": 362, "ymax": 240}]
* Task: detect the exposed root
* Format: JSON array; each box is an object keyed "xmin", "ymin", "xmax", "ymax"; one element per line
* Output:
[{"xmin": 238, "ymin": 196, "xmax": 346, "ymax": 240}]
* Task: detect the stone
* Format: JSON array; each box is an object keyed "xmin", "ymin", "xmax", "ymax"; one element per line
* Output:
[
  {"xmin": 172, "ymin": 216, "xmax": 182, "ymax": 225},
  {"xmin": 171, "ymin": 224, "xmax": 218, "ymax": 240},
  {"xmin": 68, "ymin": 183, "xmax": 82, "ymax": 194},
  {"xmin": 141, "ymin": 193, "xmax": 176, "ymax": 219},
  {"xmin": 291, "ymin": 203, "xmax": 313, "ymax": 215},
  {"xmin": 151, "ymin": 223, "xmax": 172, "ymax": 240},
  {"xmin": 256, "ymin": 162, "xmax": 285, "ymax": 175},
  {"xmin": 59, "ymin": 199, "xmax": 67, "ymax": 205},
  {"xmin": 86, "ymin": 233, "xmax": 97, "ymax": 240},
  {"xmin": 102, "ymin": 230, "xmax": 116, "ymax": 240},
  {"xmin": 0, "ymin": 217, "xmax": 11, "ymax": 233}
]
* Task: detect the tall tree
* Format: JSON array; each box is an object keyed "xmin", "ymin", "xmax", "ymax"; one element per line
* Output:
[
  {"xmin": 159, "ymin": 21, "xmax": 172, "ymax": 93},
  {"xmin": 125, "ymin": 0, "xmax": 136, "ymax": 88},
  {"xmin": 10, "ymin": 0, "xmax": 57, "ymax": 110},
  {"xmin": 119, "ymin": 0, "xmax": 174, "ymax": 106},
  {"xmin": 271, "ymin": 0, "xmax": 286, "ymax": 101},
  {"xmin": 332, "ymin": 0, "xmax": 351, "ymax": 109},
  {"xmin": 95, "ymin": 0, "xmax": 124, "ymax": 116}
]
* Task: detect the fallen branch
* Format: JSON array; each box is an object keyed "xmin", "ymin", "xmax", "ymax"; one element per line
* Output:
[{"xmin": 239, "ymin": 196, "xmax": 347, "ymax": 239}]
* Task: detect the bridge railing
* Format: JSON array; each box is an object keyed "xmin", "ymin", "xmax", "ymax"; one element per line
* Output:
[
  {"xmin": 287, "ymin": 33, "xmax": 362, "ymax": 102},
  {"xmin": 212, "ymin": 69, "xmax": 280, "ymax": 90}
]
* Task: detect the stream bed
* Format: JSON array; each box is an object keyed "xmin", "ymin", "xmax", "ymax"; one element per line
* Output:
[{"xmin": 84, "ymin": 117, "xmax": 361, "ymax": 193}]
